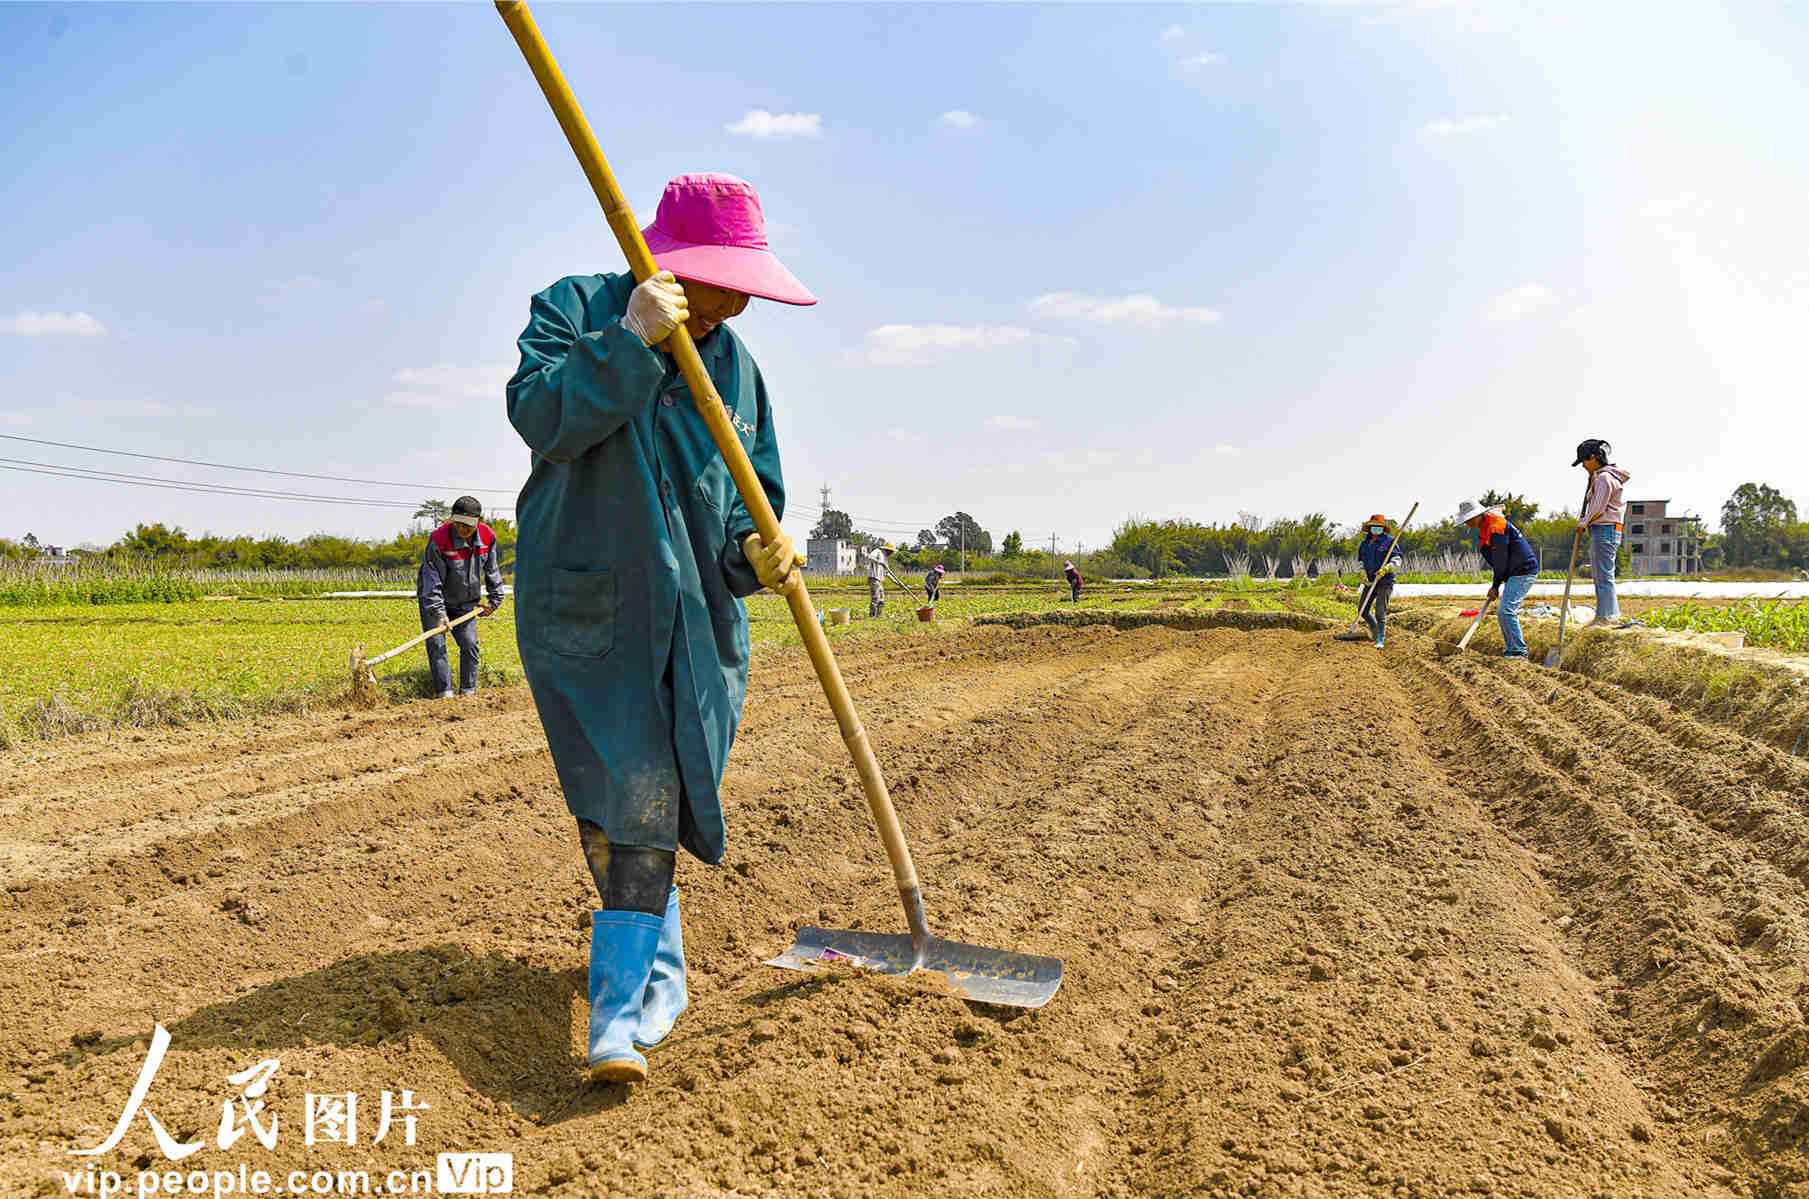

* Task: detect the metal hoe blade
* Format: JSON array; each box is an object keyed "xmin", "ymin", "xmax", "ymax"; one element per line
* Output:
[{"xmin": 767, "ymin": 927, "xmax": 1063, "ymax": 1009}]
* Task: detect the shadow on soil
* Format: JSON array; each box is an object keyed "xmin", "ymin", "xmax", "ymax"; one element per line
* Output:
[{"xmin": 82, "ymin": 945, "xmax": 609, "ymax": 1122}]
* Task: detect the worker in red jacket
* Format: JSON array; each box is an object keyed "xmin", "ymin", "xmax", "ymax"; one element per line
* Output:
[
  {"xmin": 416, "ymin": 496, "xmax": 505, "ymax": 698},
  {"xmin": 1063, "ymin": 560, "xmax": 1082, "ymax": 604}
]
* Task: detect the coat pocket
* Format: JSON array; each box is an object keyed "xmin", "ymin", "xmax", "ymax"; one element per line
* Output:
[
  {"xmin": 526, "ymin": 567, "xmax": 615, "ymax": 658},
  {"xmin": 695, "ymin": 458, "xmax": 728, "ymax": 513}
]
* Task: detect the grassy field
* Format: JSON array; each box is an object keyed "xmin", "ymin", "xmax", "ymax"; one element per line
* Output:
[
  {"xmin": 10, "ymin": 573, "xmax": 1804, "ymax": 749},
  {"xmin": 0, "ymin": 598, "xmax": 514, "ymax": 744},
  {"xmin": 0, "ymin": 579, "xmax": 1221, "ymax": 746}
]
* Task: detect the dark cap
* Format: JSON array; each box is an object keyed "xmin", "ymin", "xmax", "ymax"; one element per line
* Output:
[
  {"xmin": 1572, "ymin": 438, "xmax": 1611, "ymax": 467},
  {"xmin": 451, "ymin": 495, "xmax": 483, "ymax": 518}
]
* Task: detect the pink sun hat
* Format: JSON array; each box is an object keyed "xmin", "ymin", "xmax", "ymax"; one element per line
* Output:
[{"xmin": 641, "ymin": 173, "xmax": 816, "ymax": 306}]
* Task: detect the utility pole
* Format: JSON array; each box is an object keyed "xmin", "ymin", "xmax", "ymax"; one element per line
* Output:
[
  {"xmin": 1049, "ymin": 533, "xmax": 1058, "ymax": 577},
  {"xmin": 819, "ymin": 482, "xmax": 832, "ymax": 511},
  {"xmin": 961, "ymin": 520, "xmax": 966, "ymax": 574}
]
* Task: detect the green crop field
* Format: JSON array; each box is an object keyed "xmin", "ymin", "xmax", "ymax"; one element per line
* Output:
[
  {"xmin": 1637, "ymin": 600, "xmax": 1809, "ymax": 653},
  {"xmin": 0, "ymin": 580, "xmax": 1182, "ymax": 746}
]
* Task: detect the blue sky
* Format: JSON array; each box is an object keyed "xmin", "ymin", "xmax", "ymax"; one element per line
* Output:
[{"xmin": 3, "ymin": 2, "xmax": 1806, "ymax": 552}]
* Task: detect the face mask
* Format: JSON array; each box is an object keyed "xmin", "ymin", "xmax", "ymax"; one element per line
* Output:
[{"xmin": 1369, "ymin": 527, "xmax": 1385, "ymax": 537}]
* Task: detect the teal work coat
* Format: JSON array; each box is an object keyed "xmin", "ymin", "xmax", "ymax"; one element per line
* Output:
[{"xmin": 506, "ymin": 272, "xmax": 784, "ymax": 864}]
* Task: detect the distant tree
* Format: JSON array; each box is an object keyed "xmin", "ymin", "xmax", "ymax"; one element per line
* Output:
[
  {"xmin": 1002, "ymin": 530, "xmax": 1023, "ymax": 557},
  {"xmin": 22, "ymin": 533, "xmax": 40, "ymax": 552},
  {"xmin": 1478, "ymin": 490, "xmax": 1540, "ymax": 526},
  {"xmin": 413, "ymin": 498, "xmax": 452, "ymax": 524},
  {"xmin": 916, "ymin": 528, "xmax": 938, "ymax": 550},
  {"xmin": 116, "ymin": 522, "xmax": 191, "ymax": 559},
  {"xmin": 809, "ymin": 509, "xmax": 854, "ymax": 541},
  {"xmin": 1721, "ymin": 483, "xmax": 1799, "ymax": 567},
  {"xmin": 934, "ymin": 512, "xmax": 992, "ymax": 556},
  {"xmin": 1278, "ymin": 513, "xmax": 1332, "ymax": 566}
]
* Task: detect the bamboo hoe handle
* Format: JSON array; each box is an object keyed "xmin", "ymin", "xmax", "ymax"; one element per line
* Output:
[
  {"xmin": 1457, "ymin": 598, "xmax": 1494, "ymax": 650},
  {"xmin": 365, "ymin": 607, "xmax": 482, "ymax": 668},
  {"xmin": 494, "ymin": 1, "xmax": 931, "ymax": 955},
  {"xmin": 1358, "ymin": 501, "xmax": 1419, "ymax": 620},
  {"xmin": 1552, "ymin": 480, "xmax": 1594, "ymax": 657}
]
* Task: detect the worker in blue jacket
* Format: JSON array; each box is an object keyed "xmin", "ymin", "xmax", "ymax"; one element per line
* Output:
[
  {"xmin": 506, "ymin": 173, "xmax": 814, "ymax": 1086},
  {"xmin": 1356, "ymin": 513, "xmax": 1403, "ymax": 649},
  {"xmin": 416, "ymin": 495, "xmax": 505, "ymax": 698},
  {"xmin": 1457, "ymin": 499, "xmax": 1542, "ymax": 658}
]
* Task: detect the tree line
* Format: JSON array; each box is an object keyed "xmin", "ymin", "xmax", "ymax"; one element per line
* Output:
[{"xmin": 3, "ymin": 482, "xmax": 1804, "ymax": 576}]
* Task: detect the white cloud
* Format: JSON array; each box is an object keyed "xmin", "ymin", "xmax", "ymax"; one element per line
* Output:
[
  {"xmin": 984, "ymin": 414, "xmax": 1041, "ymax": 434},
  {"xmin": 127, "ymin": 399, "xmax": 214, "ymax": 418},
  {"xmin": 5, "ymin": 310, "xmax": 107, "ymax": 337},
  {"xmin": 1029, "ymin": 292, "xmax": 1223, "ymax": 331},
  {"xmin": 1481, "ymin": 283, "xmax": 1558, "ymax": 325},
  {"xmin": 1159, "ymin": 24, "xmax": 1185, "ymax": 43},
  {"xmin": 1005, "ymin": 447, "xmax": 1129, "ymax": 477},
  {"xmin": 1420, "ymin": 114, "xmax": 1508, "ymax": 138},
  {"xmin": 726, "ymin": 110, "xmax": 822, "ymax": 139},
  {"xmin": 938, "ymin": 110, "xmax": 981, "ymax": 132},
  {"xmin": 844, "ymin": 324, "xmax": 1058, "ymax": 368},
  {"xmin": 387, "ymin": 364, "xmax": 512, "ymax": 411},
  {"xmin": 393, "ymin": 365, "xmax": 511, "ymax": 400},
  {"xmin": 884, "ymin": 426, "xmax": 929, "ymax": 449},
  {"xmin": 385, "ymin": 392, "xmax": 461, "ymax": 412},
  {"xmin": 1185, "ymin": 52, "xmax": 1225, "ymax": 67}
]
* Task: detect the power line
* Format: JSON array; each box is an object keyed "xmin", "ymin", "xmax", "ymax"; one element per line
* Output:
[
  {"xmin": 0, "ymin": 429, "xmax": 958, "ymax": 532},
  {"xmin": 0, "ymin": 459, "xmax": 512, "ymax": 512},
  {"xmin": 0, "ymin": 432, "xmax": 518, "ymax": 496}
]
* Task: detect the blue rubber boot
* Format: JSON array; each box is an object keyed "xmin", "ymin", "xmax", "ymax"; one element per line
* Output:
[
  {"xmin": 586, "ymin": 910, "xmax": 662, "ymax": 1084},
  {"xmin": 636, "ymin": 885, "xmax": 688, "ymax": 1050}
]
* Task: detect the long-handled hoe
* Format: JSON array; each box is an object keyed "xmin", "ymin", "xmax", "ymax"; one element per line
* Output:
[
  {"xmin": 1334, "ymin": 501, "xmax": 1419, "ymax": 643},
  {"xmin": 1435, "ymin": 598, "xmax": 1494, "ymax": 659},
  {"xmin": 349, "ymin": 608, "xmax": 481, "ymax": 706},
  {"xmin": 1544, "ymin": 478, "xmax": 1595, "ymax": 668},
  {"xmin": 494, "ymin": 0, "xmax": 1062, "ymax": 1009}
]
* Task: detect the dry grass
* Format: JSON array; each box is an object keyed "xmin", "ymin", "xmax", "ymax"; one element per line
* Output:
[{"xmin": 1404, "ymin": 609, "xmax": 1809, "ymax": 755}]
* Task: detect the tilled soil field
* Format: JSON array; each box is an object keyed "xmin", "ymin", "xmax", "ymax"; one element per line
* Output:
[{"xmin": 5, "ymin": 623, "xmax": 1809, "ymax": 1197}]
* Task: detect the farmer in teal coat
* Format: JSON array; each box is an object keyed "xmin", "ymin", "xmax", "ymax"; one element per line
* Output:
[{"xmin": 507, "ymin": 173, "xmax": 813, "ymax": 1085}]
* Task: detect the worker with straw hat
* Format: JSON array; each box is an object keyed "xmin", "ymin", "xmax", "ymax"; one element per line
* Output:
[
  {"xmin": 1456, "ymin": 498, "xmax": 1541, "ymax": 659},
  {"xmin": 1356, "ymin": 514, "xmax": 1403, "ymax": 650},
  {"xmin": 415, "ymin": 495, "xmax": 505, "ymax": 698},
  {"xmin": 865, "ymin": 542, "xmax": 894, "ymax": 618},
  {"xmin": 1064, "ymin": 560, "xmax": 1082, "ymax": 604},
  {"xmin": 506, "ymin": 172, "xmax": 813, "ymax": 1085}
]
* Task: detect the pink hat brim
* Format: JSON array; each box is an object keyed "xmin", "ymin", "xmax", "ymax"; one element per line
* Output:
[{"xmin": 643, "ymin": 225, "xmax": 817, "ymax": 306}]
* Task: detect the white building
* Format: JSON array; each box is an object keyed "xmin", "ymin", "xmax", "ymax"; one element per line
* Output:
[
  {"xmin": 1626, "ymin": 499, "xmax": 1704, "ymax": 576},
  {"xmin": 807, "ymin": 538, "xmax": 859, "ymax": 575}
]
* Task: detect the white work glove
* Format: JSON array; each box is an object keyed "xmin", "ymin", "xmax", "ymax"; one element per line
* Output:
[
  {"xmin": 742, "ymin": 531, "xmax": 806, "ymax": 596},
  {"xmin": 621, "ymin": 270, "xmax": 689, "ymax": 346},
  {"xmin": 1379, "ymin": 561, "xmax": 1397, "ymax": 576}
]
